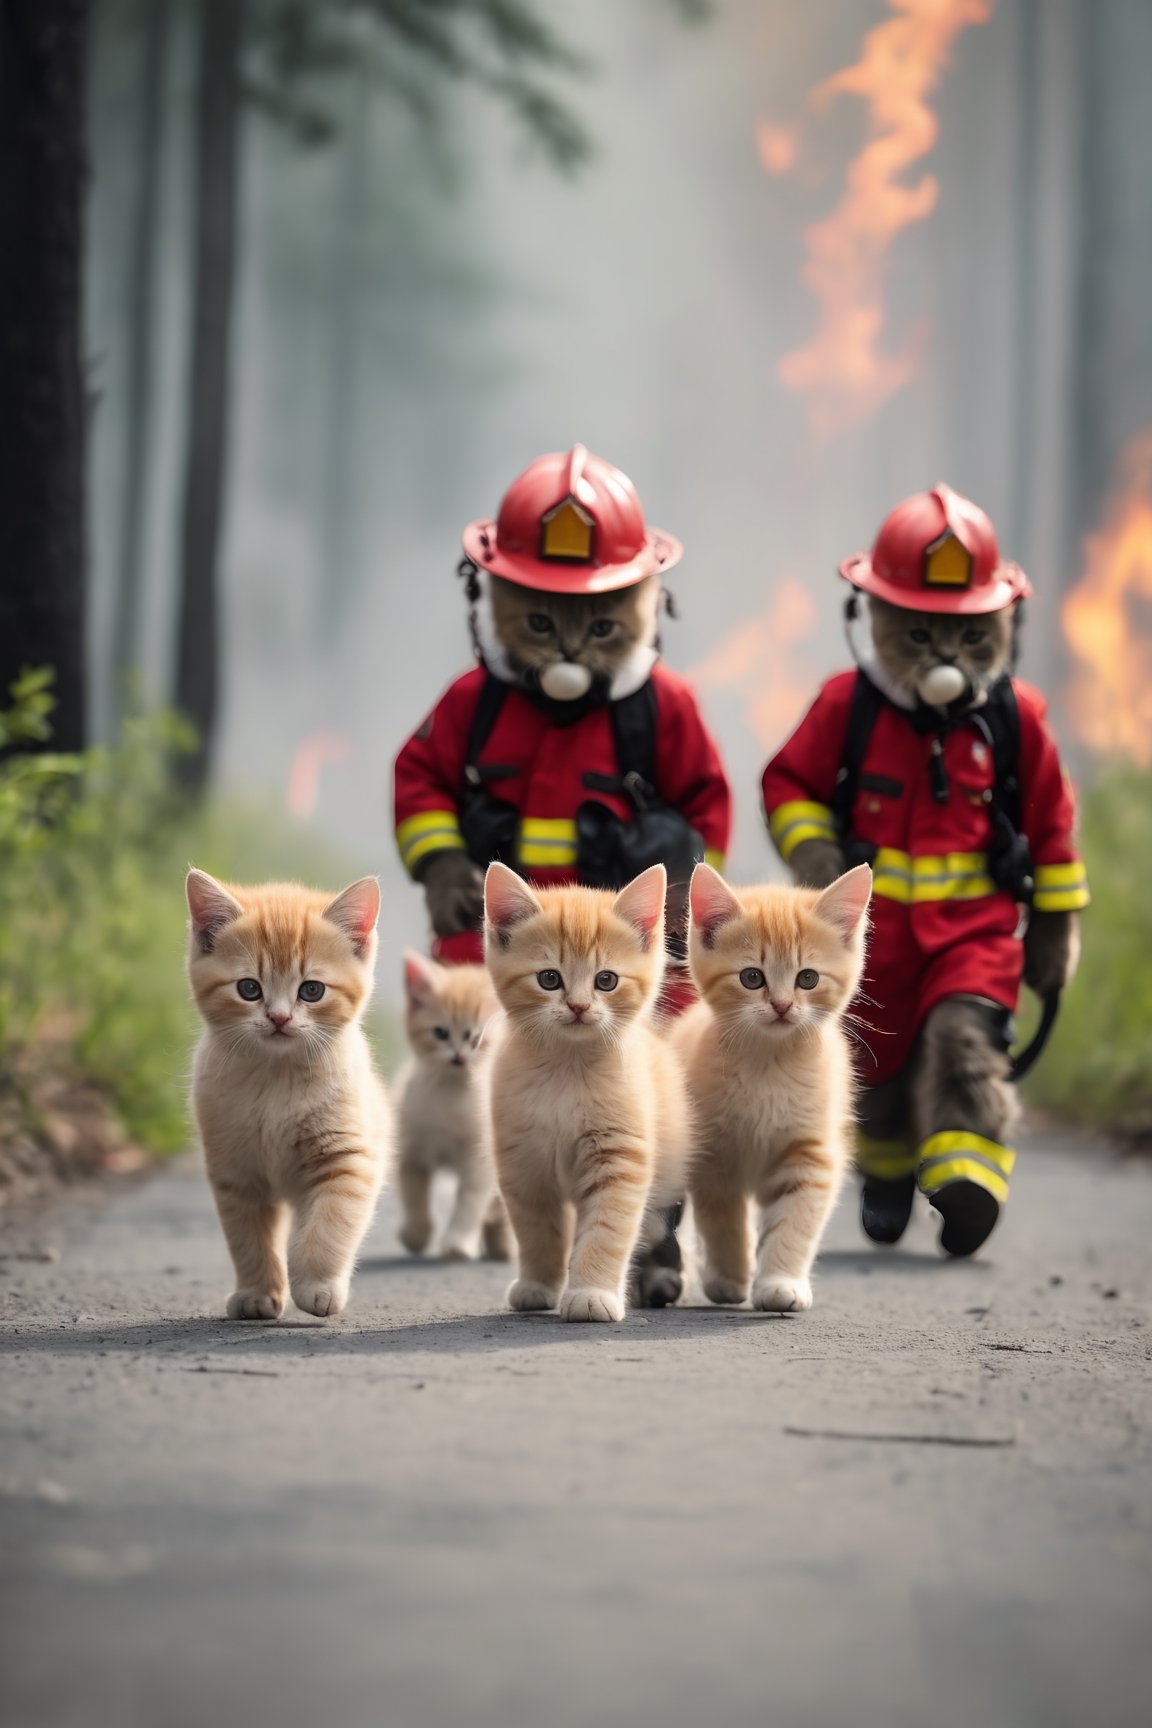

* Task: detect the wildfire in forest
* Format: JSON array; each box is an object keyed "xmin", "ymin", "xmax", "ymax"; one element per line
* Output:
[
  {"xmin": 765, "ymin": 0, "xmax": 995, "ymax": 435},
  {"xmin": 287, "ymin": 729, "xmax": 353, "ymax": 819},
  {"xmin": 690, "ymin": 581, "xmax": 818, "ymax": 751},
  {"xmin": 1063, "ymin": 435, "xmax": 1152, "ymax": 767}
]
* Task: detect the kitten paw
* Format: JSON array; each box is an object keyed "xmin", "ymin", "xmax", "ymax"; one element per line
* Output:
[
  {"xmin": 507, "ymin": 1278, "xmax": 559, "ymax": 1312},
  {"xmin": 399, "ymin": 1221, "xmax": 433, "ymax": 1256},
  {"xmin": 290, "ymin": 1278, "xmax": 348, "ymax": 1319},
  {"xmin": 225, "ymin": 1288, "xmax": 285, "ymax": 1322},
  {"xmin": 441, "ymin": 1236, "xmax": 480, "ymax": 1262},
  {"xmin": 560, "ymin": 1286, "xmax": 625, "ymax": 1324},
  {"xmin": 752, "ymin": 1275, "xmax": 812, "ymax": 1313},
  {"xmin": 702, "ymin": 1274, "xmax": 749, "ymax": 1306}
]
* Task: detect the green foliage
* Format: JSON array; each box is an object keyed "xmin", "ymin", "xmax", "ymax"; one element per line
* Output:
[
  {"xmin": 0, "ymin": 672, "xmax": 394, "ymax": 1159},
  {"xmin": 248, "ymin": 0, "xmax": 593, "ymax": 168},
  {"xmin": 1023, "ymin": 764, "xmax": 1152, "ymax": 1141}
]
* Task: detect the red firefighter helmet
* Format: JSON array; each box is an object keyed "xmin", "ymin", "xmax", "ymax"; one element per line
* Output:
[
  {"xmin": 461, "ymin": 445, "xmax": 682, "ymax": 594},
  {"xmin": 839, "ymin": 484, "xmax": 1032, "ymax": 614}
]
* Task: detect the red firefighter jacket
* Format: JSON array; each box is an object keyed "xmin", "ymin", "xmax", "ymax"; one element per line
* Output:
[
  {"xmin": 761, "ymin": 672, "xmax": 1089, "ymax": 1085},
  {"xmin": 395, "ymin": 663, "xmax": 731, "ymax": 958}
]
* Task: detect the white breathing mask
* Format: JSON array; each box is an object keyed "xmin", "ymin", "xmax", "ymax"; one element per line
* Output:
[
  {"xmin": 917, "ymin": 664, "xmax": 968, "ymax": 708},
  {"xmin": 539, "ymin": 661, "xmax": 593, "ymax": 702}
]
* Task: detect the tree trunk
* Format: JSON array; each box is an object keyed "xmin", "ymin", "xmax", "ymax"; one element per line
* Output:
[
  {"xmin": 0, "ymin": 0, "xmax": 90, "ymax": 749},
  {"xmin": 110, "ymin": 0, "xmax": 171, "ymax": 723},
  {"xmin": 174, "ymin": 0, "xmax": 243, "ymax": 793}
]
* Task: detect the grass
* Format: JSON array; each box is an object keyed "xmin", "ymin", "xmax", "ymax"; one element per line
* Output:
[
  {"xmin": 1022, "ymin": 763, "xmax": 1152, "ymax": 1144},
  {"xmin": 0, "ymin": 673, "xmax": 397, "ymax": 1164}
]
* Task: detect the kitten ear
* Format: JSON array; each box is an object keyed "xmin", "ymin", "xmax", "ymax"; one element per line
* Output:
[
  {"xmin": 324, "ymin": 876, "xmax": 380, "ymax": 957},
  {"xmin": 484, "ymin": 862, "xmax": 542, "ymax": 947},
  {"xmin": 814, "ymin": 864, "xmax": 872, "ymax": 943},
  {"xmin": 611, "ymin": 864, "xmax": 667, "ymax": 949},
  {"xmin": 689, "ymin": 862, "xmax": 742, "ymax": 948},
  {"xmin": 186, "ymin": 869, "xmax": 244, "ymax": 954},
  {"xmin": 403, "ymin": 950, "xmax": 439, "ymax": 1006}
]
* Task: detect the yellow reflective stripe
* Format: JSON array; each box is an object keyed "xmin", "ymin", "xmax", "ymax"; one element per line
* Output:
[
  {"xmin": 768, "ymin": 801, "xmax": 837, "ymax": 862},
  {"xmin": 872, "ymin": 848, "xmax": 997, "ymax": 904},
  {"xmin": 396, "ymin": 809, "xmax": 465, "ymax": 875},
  {"xmin": 855, "ymin": 1134, "xmax": 918, "ymax": 1179},
  {"xmin": 704, "ymin": 848, "xmax": 726, "ymax": 872},
  {"xmin": 1032, "ymin": 886, "xmax": 1090, "ymax": 912},
  {"xmin": 1034, "ymin": 861, "xmax": 1088, "ymax": 888},
  {"xmin": 1033, "ymin": 862, "xmax": 1090, "ymax": 911},
  {"xmin": 919, "ymin": 1130, "xmax": 1016, "ymax": 1174},
  {"xmin": 916, "ymin": 1157, "xmax": 1009, "ymax": 1207},
  {"xmin": 517, "ymin": 817, "xmax": 578, "ymax": 868}
]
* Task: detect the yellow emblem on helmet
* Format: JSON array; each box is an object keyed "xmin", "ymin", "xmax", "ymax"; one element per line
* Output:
[
  {"xmin": 923, "ymin": 530, "xmax": 973, "ymax": 588},
  {"xmin": 540, "ymin": 496, "xmax": 595, "ymax": 562}
]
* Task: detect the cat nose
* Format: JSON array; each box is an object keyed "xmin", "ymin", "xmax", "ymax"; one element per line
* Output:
[
  {"xmin": 567, "ymin": 1001, "xmax": 590, "ymax": 1019},
  {"xmin": 769, "ymin": 996, "xmax": 792, "ymax": 1018},
  {"xmin": 267, "ymin": 1010, "xmax": 291, "ymax": 1029},
  {"xmin": 451, "ymin": 1052, "xmax": 466, "ymax": 1065}
]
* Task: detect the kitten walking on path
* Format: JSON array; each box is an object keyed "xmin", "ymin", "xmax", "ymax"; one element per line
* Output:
[
  {"xmin": 394, "ymin": 955, "xmax": 510, "ymax": 1262},
  {"xmin": 484, "ymin": 862, "xmax": 693, "ymax": 1323},
  {"xmin": 673, "ymin": 863, "xmax": 872, "ymax": 1314},
  {"xmin": 186, "ymin": 871, "xmax": 390, "ymax": 1321}
]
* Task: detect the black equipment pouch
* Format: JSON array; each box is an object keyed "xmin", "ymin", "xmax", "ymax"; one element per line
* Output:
[{"xmin": 575, "ymin": 682, "xmax": 704, "ymax": 891}]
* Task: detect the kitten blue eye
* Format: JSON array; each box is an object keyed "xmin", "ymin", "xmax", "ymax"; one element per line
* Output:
[
  {"xmin": 433, "ymin": 1026, "xmax": 451, "ymax": 1040},
  {"xmin": 909, "ymin": 627, "xmax": 931, "ymax": 644},
  {"xmin": 298, "ymin": 981, "xmax": 326, "ymax": 1003},
  {"xmin": 796, "ymin": 969, "xmax": 819, "ymax": 990},
  {"xmin": 594, "ymin": 970, "xmax": 618, "ymax": 991},
  {"xmin": 528, "ymin": 614, "xmax": 553, "ymax": 634},
  {"xmin": 236, "ymin": 978, "xmax": 262, "ymax": 1001},
  {"xmin": 537, "ymin": 969, "xmax": 562, "ymax": 991},
  {"xmin": 739, "ymin": 968, "xmax": 765, "ymax": 990},
  {"xmin": 589, "ymin": 619, "xmax": 615, "ymax": 639}
]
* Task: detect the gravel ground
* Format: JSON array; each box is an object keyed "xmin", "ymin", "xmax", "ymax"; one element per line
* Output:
[{"xmin": 1, "ymin": 1127, "xmax": 1150, "ymax": 1728}]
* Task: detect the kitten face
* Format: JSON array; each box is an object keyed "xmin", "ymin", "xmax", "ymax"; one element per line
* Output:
[
  {"xmin": 488, "ymin": 572, "xmax": 659, "ymax": 687},
  {"xmin": 185, "ymin": 871, "xmax": 379, "ymax": 1059},
  {"xmin": 688, "ymin": 864, "xmax": 870, "ymax": 1043},
  {"xmin": 869, "ymin": 596, "xmax": 1014, "ymax": 702},
  {"xmin": 403, "ymin": 954, "xmax": 497, "ymax": 1070},
  {"xmin": 484, "ymin": 863, "xmax": 666, "ymax": 1044}
]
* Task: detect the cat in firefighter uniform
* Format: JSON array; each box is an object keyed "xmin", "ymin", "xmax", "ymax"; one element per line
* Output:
[
  {"xmin": 761, "ymin": 485, "xmax": 1088, "ymax": 1257},
  {"xmin": 393, "ymin": 445, "xmax": 731, "ymax": 1301}
]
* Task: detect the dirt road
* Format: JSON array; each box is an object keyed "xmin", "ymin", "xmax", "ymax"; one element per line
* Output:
[{"xmin": 2, "ymin": 1129, "xmax": 1150, "ymax": 1728}]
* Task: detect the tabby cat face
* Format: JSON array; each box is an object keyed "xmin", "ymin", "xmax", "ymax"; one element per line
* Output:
[
  {"xmin": 869, "ymin": 596, "xmax": 1014, "ymax": 704},
  {"xmin": 185, "ymin": 871, "xmax": 379, "ymax": 1059},
  {"xmin": 687, "ymin": 864, "xmax": 871, "ymax": 1043},
  {"xmin": 403, "ymin": 954, "xmax": 497, "ymax": 1070},
  {"xmin": 488, "ymin": 573, "xmax": 659, "ymax": 688},
  {"xmin": 484, "ymin": 863, "xmax": 666, "ymax": 1044}
]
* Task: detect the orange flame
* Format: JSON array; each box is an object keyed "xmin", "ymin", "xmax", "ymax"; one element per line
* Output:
[
  {"xmin": 287, "ymin": 730, "xmax": 353, "ymax": 819},
  {"xmin": 768, "ymin": 0, "xmax": 995, "ymax": 435},
  {"xmin": 690, "ymin": 581, "xmax": 818, "ymax": 752},
  {"xmin": 1063, "ymin": 434, "xmax": 1152, "ymax": 767}
]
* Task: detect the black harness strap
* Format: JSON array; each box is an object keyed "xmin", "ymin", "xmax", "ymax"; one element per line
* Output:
[
  {"xmin": 607, "ymin": 682, "xmax": 659, "ymax": 811},
  {"xmin": 464, "ymin": 674, "xmax": 514, "ymax": 785}
]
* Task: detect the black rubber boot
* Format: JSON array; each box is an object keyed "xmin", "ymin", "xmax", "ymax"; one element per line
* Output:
[
  {"xmin": 860, "ymin": 1174, "xmax": 916, "ymax": 1245},
  {"xmin": 930, "ymin": 1180, "xmax": 1000, "ymax": 1257},
  {"xmin": 632, "ymin": 1203, "xmax": 683, "ymax": 1308}
]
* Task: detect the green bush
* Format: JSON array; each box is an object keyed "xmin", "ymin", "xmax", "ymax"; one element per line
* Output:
[
  {"xmin": 0, "ymin": 670, "xmax": 396, "ymax": 1159},
  {"xmin": 1023, "ymin": 763, "xmax": 1152, "ymax": 1142}
]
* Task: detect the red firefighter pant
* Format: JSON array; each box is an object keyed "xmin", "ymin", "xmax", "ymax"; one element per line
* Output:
[{"xmin": 858, "ymin": 901, "xmax": 1025, "ymax": 1090}]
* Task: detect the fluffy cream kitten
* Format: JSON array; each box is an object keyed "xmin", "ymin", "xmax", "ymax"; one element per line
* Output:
[
  {"xmin": 186, "ymin": 870, "xmax": 389, "ymax": 1321},
  {"xmin": 673, "ymin": 863, "xmax": 872, "ymax": 1314},
  {"xmin": 484, "ymin": 861, "xmax": 693, "ymax": 1324},
  {"xmin": 394, "ymin": 954, "xmax": 510, "ymax": 1262}
]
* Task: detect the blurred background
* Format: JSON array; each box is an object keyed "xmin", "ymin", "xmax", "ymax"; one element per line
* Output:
[{"xmin": 2, "ymin": 0, "xmax": 1150, "ymax": 1182}]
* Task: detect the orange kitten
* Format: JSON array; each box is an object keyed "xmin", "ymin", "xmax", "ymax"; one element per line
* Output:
[
  {"xmin": 185, "ymin": 871, "xmax": 389, "ymax": 1321},
  {"xmin": 394, "ymin": 955, "xmax": 510, "ymax": 1262},
  {"xmin": 484, "ymin": 862, "xmax": 693, "ymax": 1324},
  {"xmin": 672, "ymin": 863, "xmax": 872, "ymax": 1314}
]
